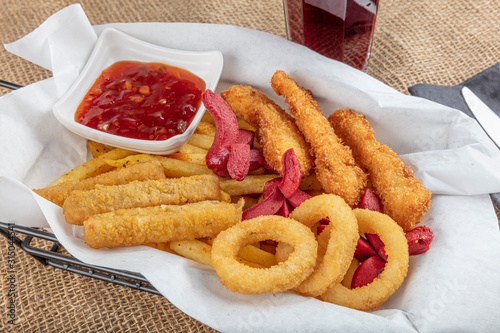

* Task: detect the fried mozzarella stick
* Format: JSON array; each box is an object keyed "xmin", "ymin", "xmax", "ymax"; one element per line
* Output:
[
  {"xmin": 33, "ymin": 161, "xmax": 166, "ymax": 206},
  {"xmin": 328, "ymin": 108, "xmax": 432, "ymax": 231},
  {"xmin": 84, "ymin": 200, "xmax": 244, "ymax": 249},
  {"xmin": 63, "ymin": 175, "xmax": 221, "ymax": 225},
  {"xmin": 271, "ymin": 71, "xmax": 367, "ymax": 207},
  {"xmin": 221, "ymin": 85, "xmax": 314, "ymax": 177}
]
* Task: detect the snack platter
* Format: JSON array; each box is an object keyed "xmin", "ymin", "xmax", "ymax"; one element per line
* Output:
[{"xmin": 2, "ymin": 7, "xmax": 500, "ymax": 332}]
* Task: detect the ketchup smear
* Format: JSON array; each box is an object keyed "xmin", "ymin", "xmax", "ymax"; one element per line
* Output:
[{"xmin": 75, "ymin": 61, "xmax": 206, "ymax": 141}]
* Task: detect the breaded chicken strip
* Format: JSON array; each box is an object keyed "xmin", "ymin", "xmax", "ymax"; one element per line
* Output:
[
  {"xmin": 63, "ymin": 175, "xmax": 221, "ymax": 225},
  {"xmin": 328, "ymin": 108, "xmax": 431, "ymax": 231},
  {"xmin": 221, "ymin": 85, "xmax": 314, "ymax": 176},
  {"xmin": 33, "ymin": 161, "xmax": 166, "ymax": 206},
  {"xmin": 271, "ymin": 71, "xmax": 367, "ymax": 207},
  {"xmin": 84, "ymin": 199, "xmax": 244, "ymax": 249}
]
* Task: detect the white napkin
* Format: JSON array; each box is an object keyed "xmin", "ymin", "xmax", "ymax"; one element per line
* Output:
[{"xmin": 1, "ymin": 4, "xmax": 500, "ymax": 332}]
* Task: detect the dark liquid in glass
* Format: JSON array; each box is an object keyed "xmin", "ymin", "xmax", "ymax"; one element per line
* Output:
[{"xmin": 285, "ymin": 0, "xmax": 379, "ymax": 70}]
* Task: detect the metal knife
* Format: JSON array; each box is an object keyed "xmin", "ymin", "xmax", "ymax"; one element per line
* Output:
[{"xmin": 461, "ymin": 86, "xmax": 500, "ymax": 148}]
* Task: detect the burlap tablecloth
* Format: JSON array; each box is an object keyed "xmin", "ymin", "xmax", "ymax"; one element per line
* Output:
[{"xmin": 0, "ymin": 0, "xmax": 499, "ymax": 332}]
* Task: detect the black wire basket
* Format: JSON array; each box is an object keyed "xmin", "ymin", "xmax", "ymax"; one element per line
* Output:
[{"xmin": 0, "ymin": 221, "xmax": 161, "ymax": 295}]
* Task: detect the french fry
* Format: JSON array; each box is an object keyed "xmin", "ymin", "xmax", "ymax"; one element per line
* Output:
[
  {"xmin": 87, "ymin": 140, "xmax": 116, "ymax": 158},
  {"xmin": 201, "ymin": 111, "xmax": 215, "ymax": 124},
  {"xmin": 220, "ymin": 191, "xmax": 232, "ymax": 203},
  {"xmin": 237, "ymin": 118, "xmax": 256, "ymax": 132},
  {"xmin": 238, "ymin": 244, "xmax": 277, "ymax": 268},
  {"xmin": 231, "ymin": 195, "xmax": 260, "ymax": 210},
  {"xmin": 195, "ymin": 121, "xmax": 217, "ymax": 136},
  {"xmin": 170, "ymin": 240, "xmax": 214, "ymax": 267},
  {"xmin": 105, "ymin": 154, "xmax": 213, "ymax": 178},
  {"xmin": 168, "ymin": 153, "xmax": 206, "ymax": 166},
  {"xmin": 202, "ymin": 111, "xmax": 255, "ymax": 132},
  {"xmin": 178, "ymin": 143, "xmax": 208, "ymax": 154},
  {"xmin": 170, "ymin": 240, "xmax": 269, "ymax": 268},
  {"xmin": 219, "ymin": 175, "xmax": 279, "ymax": 196},
  {"xmin": 188, "ymin": 133, "xmax": 215, "ymax": 150},
  {"xmin": 146, "ymin": 242, "xmax": 176, "ymax": 254},
  {"xmin": 247, "ymin": 167, "xmax": 267, "ymax": 175},
  {"xmin": 50, "ymin": 148, "xmax": 137, "ymax": 186},
  {"xmin": 219, "ymin": 174, "xmax": 322, "ymax": 196}
]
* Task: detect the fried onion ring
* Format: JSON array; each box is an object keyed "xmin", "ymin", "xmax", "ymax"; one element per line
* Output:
[
  {"xmin": 211, "ymin": 215, "xmax": 318, "ymax": 294},
  {"xmin": 288, "ymin": 194, "xmax": 359, "ymax": 297},
  {"xmin": 320, "ymin": 209, "xmax": 409, "ymax": 311}
]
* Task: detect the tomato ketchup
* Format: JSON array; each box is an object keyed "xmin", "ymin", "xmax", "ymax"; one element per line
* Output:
[{"xmin": 75, "ymin": 61, "xmax": 206, "ymax": 140}]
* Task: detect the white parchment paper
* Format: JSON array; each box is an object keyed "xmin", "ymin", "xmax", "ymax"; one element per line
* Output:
[{"xmin": 1, "ymin": 4, "xmax": 500, "ymax": 332}]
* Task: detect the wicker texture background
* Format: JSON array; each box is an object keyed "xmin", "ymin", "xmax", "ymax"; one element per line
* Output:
[{"xmin": 0, "ymin": 0, "xmax": 499, "ymax": 332}]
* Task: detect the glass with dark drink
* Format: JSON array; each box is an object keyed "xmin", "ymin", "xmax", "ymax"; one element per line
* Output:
[{"xmin": 283, "ymin": 0, "xmax": 379, "ymax": 71}]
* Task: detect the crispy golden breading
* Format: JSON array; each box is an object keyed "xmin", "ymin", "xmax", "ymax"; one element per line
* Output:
[
  {"xmin": 84, "ymin": 200, "xmax": 244, "ymax": 249},
  {"xmin": 328, "ymin": 108, "xmax": 431, "ymax": 231},
  {"xmin": 288, "ymin": 194, "xmax": 359, "ymax": 297},
  {"xmin": 33, "ymin": 161, "xmax": 166, "ymax": 206},
  {"xmin": 270, "ymin": 70, "xmax": 367, "ymax": 207},
  {"xmin": 211, "ymin": 215, "xmax": 318, "ymax": 294},
  {"xmin": 63, "ymin": 175, "xmax": 221, "ymax": 225},
  {"xmin": 320, "ymin": 209, "xmax": 409, "ymax": 311},
  {"xmin": 220, "ymin": 85, "xmax": 261, "ymax": 127},
  {"xmin": 221, "ymin": 85, "xmax": 314, "ymax": 177}
]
